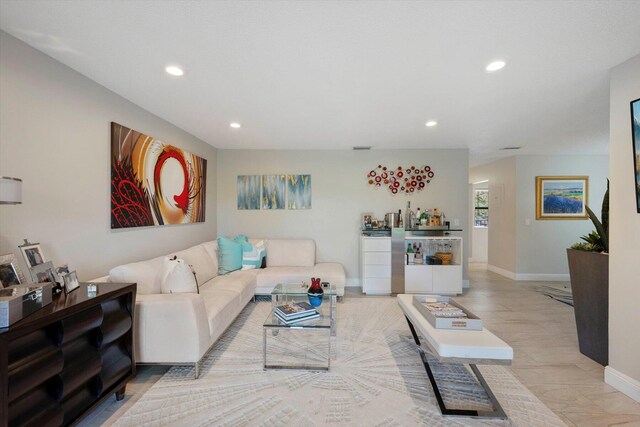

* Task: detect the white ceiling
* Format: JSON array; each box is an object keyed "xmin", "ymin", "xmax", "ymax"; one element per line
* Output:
[{"xmin": 1, "ymin": 1, "xmax": 640, "ymax": 165}]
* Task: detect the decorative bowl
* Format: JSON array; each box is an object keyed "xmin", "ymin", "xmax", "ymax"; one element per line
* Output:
[{"xmin": 435, "ymin": 252, "xmax": 453, "ymax": 265}]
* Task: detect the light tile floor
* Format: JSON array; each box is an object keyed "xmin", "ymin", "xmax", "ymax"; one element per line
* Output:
[{"xmin": 82, "ymin": 264, "xmax": 640, "ymax": 426}]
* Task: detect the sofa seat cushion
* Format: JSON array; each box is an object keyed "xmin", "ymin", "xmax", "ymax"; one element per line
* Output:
[
  {"xmin": 266, "ymin": 239, "xmax": 315, "ymax": 267},
  {"xmin": 172, "ymin": 244, "xmax": 217, "ymax": 285},
  {"xmin": 312, "ymin": 263, "xmax": 346, "ymax": 287},
  {"xmin": 109, "ymin": 256, "xmax": 164, "ymax": 294},
  {"xmin": 255, "ymin": 266, "xmax": 315, "ymax": 288},
  {"xmin": 199, "ymin": 289, "xmax": 243, "ymax": 341},
  {"xmin": 201, "ymin": 270, "xmax": 258, "ymax": 305}
]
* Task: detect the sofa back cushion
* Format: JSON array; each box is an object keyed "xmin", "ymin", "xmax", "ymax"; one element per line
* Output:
[
  {"xmin": 172, "ymin": 244, "xmax": 218, "ymax": 285},
  {"xmin": 266, "ymin": 239, "xmax": 315, "ymax": 267},
  {"xmin": 109, "ymin": 256, "xmax": 164, "ymax": 294}
]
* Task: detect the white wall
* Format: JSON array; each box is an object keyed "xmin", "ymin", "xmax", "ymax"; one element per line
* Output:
[
  {"xmin": 606, "ymin": 54, "xmax": 640, "ymax": 400},
  {"xmin": 217, "ymin": 149, "xmax": 469, "ymax": 285},
  {"xmin": 470, "ymin": 156, "xmax": 517, "ymax": 275},
  {"xmin": 471, "ymin": 154, "xmax": 608, "ymax": 280},
  {"xmin": 515, "ymin": 155, "xmax": 608, "ymax": 279},
  {"xmin": 0, "ymin": 31, "xmax": 218, "ymax": 280}
]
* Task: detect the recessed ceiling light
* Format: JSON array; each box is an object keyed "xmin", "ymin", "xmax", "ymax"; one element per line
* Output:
[
  {"xmin": 486, "ymin": 61, "xmax": 506, "ymax": 72},
  {"xmin": 230, "ymin": 122, "xmax": 241, "ymax": 129},
  {"xmin": 165, "ymin": 66, "xmax": 184, "ymax": 76},
  {"xmin": 425, "ymin": 121, "xmax": 438, "ymax": 127}
]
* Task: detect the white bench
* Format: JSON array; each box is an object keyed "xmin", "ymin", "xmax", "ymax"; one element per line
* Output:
[{"xmin": 397, "ymin": 294, "xmax": 513, "ymax": 420}]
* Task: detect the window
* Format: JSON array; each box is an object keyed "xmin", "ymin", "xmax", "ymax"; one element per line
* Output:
[{"xmin": 474, "ymin": 189, "xmax": 488, "ymax": 227}]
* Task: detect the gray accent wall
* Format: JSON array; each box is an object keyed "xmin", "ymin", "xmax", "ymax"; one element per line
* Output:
[
  {"xmin": 216, "ymin": 149, "xmax": 470, "ymax": 285},
  {"xmin": 0, "ymin": 31, "xmax": 218, "ymax": 280}
]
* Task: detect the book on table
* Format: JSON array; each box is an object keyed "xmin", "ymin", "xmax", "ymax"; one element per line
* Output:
[
  {"xmin": 424, "ymin": 302, "xmax": 468, "ymax": 318},
  {"xmin": 275, "ymin": 301, "xmax": 317, "ymax": 319},
  {"xmin": 274, "ymin": 311, "xmax": 320, "ymax": 324}
]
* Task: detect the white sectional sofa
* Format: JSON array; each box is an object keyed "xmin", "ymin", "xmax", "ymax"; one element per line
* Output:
[{"xmin": 103, "ymin": 238, "xmax": 345, "ymax": 378}]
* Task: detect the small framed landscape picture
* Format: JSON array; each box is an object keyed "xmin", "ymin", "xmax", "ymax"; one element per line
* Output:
[
  {"xmin": 0, "ymin": 253, "xmax": 26, "ymax": 288},
  {"xmin": 63, "ymin": 271, "xmax": 80, "ymax": 294},
  {"xmin": 536, "ymin": 176, "xmax": 589, "ymax": 220},
  {"xmin": 19, "ymin": 243, "xmax": 46, "ymax": 269}
]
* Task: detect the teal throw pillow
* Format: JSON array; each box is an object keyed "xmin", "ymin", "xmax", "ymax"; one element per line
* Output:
[{"xmin": 217, "ymin": 236, "xmax": 243, "ymax": 275}]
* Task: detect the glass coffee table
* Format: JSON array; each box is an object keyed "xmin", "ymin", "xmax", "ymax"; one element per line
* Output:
[
  {"xmin": 263, "ymin": 308, "xmax": 332, "ymax": 371},
  {"xmin": 271, "ymin": 282, "xmax": 337, "ymax": 336}
]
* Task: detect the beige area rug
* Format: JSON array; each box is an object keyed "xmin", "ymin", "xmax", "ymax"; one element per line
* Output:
[{"xmin": 114, "ymin": 298, "xmax": 565, "ymax": 426}]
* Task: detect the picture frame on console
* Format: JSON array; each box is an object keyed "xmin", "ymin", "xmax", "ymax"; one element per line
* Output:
[
  {"xmin": 19, "ymin": 241, "xmax": 46, "ymax": 269},
  {"xmin": 0, "ymin": 253, "xmax": 26, "ymax": 287},
  {"xmin": 63, "ymin": 270, "xmax": 80, "ymax": 294},
  {"xmin": 631, "ymin": 97, "xmax": 640, "ymax": 213},
  {"xmin": 30, "ymin": 261, "xmax": 57, "ymax": 284}
]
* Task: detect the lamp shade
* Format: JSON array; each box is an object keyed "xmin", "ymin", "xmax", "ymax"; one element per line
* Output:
[{"xmin": 0, "ymin": 177, "xmax": 22, "ymax": 204}]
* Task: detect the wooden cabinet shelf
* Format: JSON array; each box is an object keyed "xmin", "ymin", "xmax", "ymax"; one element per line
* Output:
[{"xmin": 1, "ymin": 283, "xmax": 136, "ymax": 426}]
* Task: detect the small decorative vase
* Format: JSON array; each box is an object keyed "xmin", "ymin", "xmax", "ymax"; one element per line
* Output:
[{"xmin": 307, "ymin": 277, "xmax": 324, "ymax": 307}]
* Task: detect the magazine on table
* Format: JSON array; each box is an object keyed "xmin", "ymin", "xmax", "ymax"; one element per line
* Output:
[
  {"xmin": 275, "ymin": 301, "xmax": 317, "ymax": 319},
  {"xmin": 274, "ymin": 311, "xmax": 320, "ymax": 324},
  {"xmin": 423, "ymin": 302, "xmax": 467, "ymax": 318}
]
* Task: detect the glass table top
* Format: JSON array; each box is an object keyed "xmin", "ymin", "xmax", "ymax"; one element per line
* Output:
[{"xmin": 272, "ymin": 282, "xmax": 336, "ymax": 296}]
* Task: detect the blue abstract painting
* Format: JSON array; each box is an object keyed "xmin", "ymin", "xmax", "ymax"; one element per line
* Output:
[
  {"xmin": 287, "ymin": 175, "xmax": 311, "ymax": 209},
  {"xmin": 632, "ymin": 98, "xmax": 640, "ymax": 213},
  {"xmin": 262, "ymin": 175, "xmax": 286, "ymax": 209},
  {"xmin": 237, "ymin": 175, "xmax": 261, "ymax": 210}
]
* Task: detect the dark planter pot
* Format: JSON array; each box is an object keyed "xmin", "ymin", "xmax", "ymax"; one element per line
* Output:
[{"xmin": 566, "ymin": 249, "xmax": 609, "ymax": 366}]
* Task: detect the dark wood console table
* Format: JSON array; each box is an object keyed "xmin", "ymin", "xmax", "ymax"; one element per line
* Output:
[{"xmin": 0, "ymin": 282, "xmax": 136, "ymax": 426}]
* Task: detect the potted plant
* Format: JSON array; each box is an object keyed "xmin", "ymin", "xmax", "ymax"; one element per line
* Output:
[{"xmin": 566, "ymin": 180, "xmax": 609, "ymax": 366}]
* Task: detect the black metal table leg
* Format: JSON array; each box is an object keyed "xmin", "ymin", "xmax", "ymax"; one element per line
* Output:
[{"xmin": 404, "ymin": 316, "xmax": 508, "ymax": 420}]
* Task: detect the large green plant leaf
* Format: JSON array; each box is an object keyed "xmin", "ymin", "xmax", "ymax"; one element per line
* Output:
[{"xmin": 585, "ymin": 205, "xmax": 608, "ymax": 252}]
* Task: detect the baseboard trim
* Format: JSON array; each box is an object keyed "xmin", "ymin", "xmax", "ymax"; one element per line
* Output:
[
  {"xmin": 514, "ymin": 273, "xmax": 570, "ymax": 281},
  {"xmin": 346, "ymin": 278, "xmax": 360, "ymax": 287},
  {"xmin": 487, "ymin": 265, "xmax": 569, "ymax": 281},
  {"xmin": 487, "ymin": 264, "xmax": 516, "ymax": 280},
  {"xmin": 605, "ymin": 366, "xmax": 640, "ymax": 403}
]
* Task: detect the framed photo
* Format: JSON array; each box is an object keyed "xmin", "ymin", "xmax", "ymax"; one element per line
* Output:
[
  {"xmin": 536, "ymin": 176, "xmax": 589, "ymax": 220},
  {"xmin": 63, "ymin": 271, "xmax": 80, "ymax": 294},
  {"xmin": 0, "ymin": 253, "xmax": 26, "ymax": 287},
  {"xmin": 30, "ymin": 261, "xmax": 56, "ymax": 284},
  {"xmin": 19, "ymin": 242, "xmax": 46, "ymax": 269},
  {"xmin": 631, "ymin": 98, "xmax": 640, "ymax": 213}
]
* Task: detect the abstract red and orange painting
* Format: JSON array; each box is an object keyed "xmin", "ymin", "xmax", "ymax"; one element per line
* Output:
[{"xmin": 111, "ymin": 122, "xmax": 207, "ymax": 229}]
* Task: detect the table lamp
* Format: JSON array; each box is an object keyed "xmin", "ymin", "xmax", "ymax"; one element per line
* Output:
[{"xmin": 0, "ymin": 176, "xmax": 22, "ymax": 204}]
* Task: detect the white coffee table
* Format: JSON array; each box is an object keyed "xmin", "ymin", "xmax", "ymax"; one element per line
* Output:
[{"xmin": 397, "ymin": 294, "xmax": 513, "ymax": 420}]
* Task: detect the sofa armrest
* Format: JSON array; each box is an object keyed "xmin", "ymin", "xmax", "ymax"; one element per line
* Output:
[{"xmin": 135, "ymin": 293, "xmax": 212, "ymax": 364}]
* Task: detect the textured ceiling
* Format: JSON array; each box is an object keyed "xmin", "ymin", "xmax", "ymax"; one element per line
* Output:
[{"xmin": 1, "ymin": 1, "xmax": 640, "ymax": 165}]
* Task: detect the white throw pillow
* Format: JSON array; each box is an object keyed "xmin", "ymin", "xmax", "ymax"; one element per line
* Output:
[{"xmin": 160, "ymin": 257, "xmax": 198, "ymax": 294}]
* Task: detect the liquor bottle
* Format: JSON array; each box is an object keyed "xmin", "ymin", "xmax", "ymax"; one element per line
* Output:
[
  {"xmin": 407, "ymin": 243, "xmax": 413, "ymax": 253},
  {"xmin": 414, "ymin": 242, "xmax": 422, "ymax": 264},
  {"xmin": 416, "ymin": 208, "xmax": 421, "ymax": 226},
  {"xmin": 406, "ymin": 201, "xmax": 414, "ymax": 230},
  {"xmin": 398, "ymin": 209, "xmax": 403, "ymax": 228}
]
